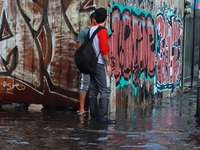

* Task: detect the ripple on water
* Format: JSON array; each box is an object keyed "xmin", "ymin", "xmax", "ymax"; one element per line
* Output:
[
  {"xmin": 120, "ymin": 143, "xmax": 167, "ymax": 149},
  {"xmin": 97, "ymin": 137, "xmax": 108, "ymax": 140}
]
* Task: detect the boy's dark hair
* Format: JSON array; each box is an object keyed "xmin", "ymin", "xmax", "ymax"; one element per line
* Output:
[
  {"xmin": 90, "ymin": 12, "xmax": 95, "ymax": 22},
  {"xmin": 95, "ymin": 7, "xmax": 107, "ymax": 23}
]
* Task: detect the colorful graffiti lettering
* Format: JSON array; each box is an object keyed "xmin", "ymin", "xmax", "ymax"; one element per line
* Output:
[
  {"xmin": 109, "ymin": 2, "xmax": 156, "ymax": 95},
  {"xmin": 155, "ymin": 7, "xmax": 183, "ymax": 93}
]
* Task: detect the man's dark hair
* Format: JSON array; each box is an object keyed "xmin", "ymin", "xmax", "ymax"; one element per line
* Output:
[
  {"xmin": 90, "ymin": 12, "xmax": 95, "ymax": 22},
  {"xmin": 95, "ymin": 7, "xmax": 107, "ymax": 23}
]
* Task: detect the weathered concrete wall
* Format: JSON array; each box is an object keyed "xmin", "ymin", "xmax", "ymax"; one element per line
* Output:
[
  {"xmin": 0, "ymin": 0, "xmax": 185, "ymax": 110},
  {"xmin": 184, "ymin": 2, "xmax": 200, "ymax": 82}
]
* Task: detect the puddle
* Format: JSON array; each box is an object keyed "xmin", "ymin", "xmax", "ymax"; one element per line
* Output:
[{"xmin": 0, "ymin": 92, "xmax": 199, "ymax": 149}]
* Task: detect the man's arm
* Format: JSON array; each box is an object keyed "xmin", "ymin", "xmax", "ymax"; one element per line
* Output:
[{"xmin": 103, "ymin": 54, "xmax": 111, "ymax": 77}]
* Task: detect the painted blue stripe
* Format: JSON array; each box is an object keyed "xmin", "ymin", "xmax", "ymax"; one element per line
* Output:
[
  {"xmin": 133, "ymin": 19, "xmax": 139, "ymax": 26},
  {"xmin": 147, "ymin": 21, "xmax": 153, "ymax": 30},
  {"xmin": 123, "ymin": 15, "xmax": 130, "ymax": 22},
  {"xmin": 112, "ymin": 13, "xmax": 120, "ymax": 23},
  {"xmin": 139, "ymin": 20, "xmax": 145, "ymax": 31}
]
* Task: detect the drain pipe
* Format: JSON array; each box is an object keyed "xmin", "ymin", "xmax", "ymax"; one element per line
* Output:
[
  {"xmin": 198, "ymin": 38, "xmax": 200, "ymax": 117},
  {"xmin": 191, "ymin": 0, "xmax": 196, "ymax": 89},
  {"xmin": 192, "ymin": 0, "xmax": 200, "ymax": 117}
]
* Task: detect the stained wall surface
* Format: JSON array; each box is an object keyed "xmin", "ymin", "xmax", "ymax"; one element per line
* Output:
[
  {"xmin": 0, "ymin": 0, "xmax": 95, "ymax": 107},
  {"xmin": 184, "ymin": 2, "xmax": 200, "ymax": 82},
  {"xmin": 0, "ymin": 0, "xmax": 186, "ymax": 109}
]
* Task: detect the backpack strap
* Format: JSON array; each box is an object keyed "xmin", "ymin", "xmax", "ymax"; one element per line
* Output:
[
  {"xmin": 87, "ymin": 26, "xmax": 105, "ymax": 57},
  {"xmin": 89, "ymin": 26, "xmax": 105, "ymax": 40}
]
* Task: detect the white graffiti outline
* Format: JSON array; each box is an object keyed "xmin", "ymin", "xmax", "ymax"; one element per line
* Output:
[{"xmin": 1, "ymin": 81, "xmax": 25, "ymax": 91}]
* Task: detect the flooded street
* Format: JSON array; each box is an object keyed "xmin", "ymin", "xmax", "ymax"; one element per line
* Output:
[{"xmin": 0, "ymin": 90, "xmax": 200, "ymax": 149}]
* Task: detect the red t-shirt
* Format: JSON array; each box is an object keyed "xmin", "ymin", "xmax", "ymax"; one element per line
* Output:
[{"xmin": 96, "ymin": 25, "xmax": 109, "ymax": 55}]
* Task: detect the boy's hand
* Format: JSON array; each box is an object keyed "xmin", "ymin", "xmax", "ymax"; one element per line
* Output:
[{"xmin": 107, "ymin": 65, "xmax": 112, "ymax": 77}]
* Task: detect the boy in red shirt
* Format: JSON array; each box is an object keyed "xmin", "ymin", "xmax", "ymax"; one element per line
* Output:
[{"xmin": 88, "ymin": 7, "xmax": 117, "ymax": 124}]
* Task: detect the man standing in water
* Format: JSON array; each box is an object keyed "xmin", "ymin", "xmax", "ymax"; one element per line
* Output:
[
  {"xmin": 88, "ymin": 7, "xmax": 117, "ymax": 124},
  {"xmin": 76, "ymin": 12, "xmax": 96, "ymax": 115}
]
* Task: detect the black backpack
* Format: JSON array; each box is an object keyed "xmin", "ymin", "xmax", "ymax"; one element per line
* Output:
[{"xmin": 75, "ymin": 26, "xmax": 105, "ymax": 74}]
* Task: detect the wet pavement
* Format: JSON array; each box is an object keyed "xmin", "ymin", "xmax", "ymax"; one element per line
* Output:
[{"xmin": 0, "ymin": 89, "xmax": 200, "ymax": 149}]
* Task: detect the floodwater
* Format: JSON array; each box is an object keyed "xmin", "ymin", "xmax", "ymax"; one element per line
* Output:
[{"xmin": 0, "ymin": 90, "xmax": 200, "ymax": 149}]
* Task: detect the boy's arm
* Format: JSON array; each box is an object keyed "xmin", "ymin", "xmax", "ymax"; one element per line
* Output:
[
  {"xmin": 102, "ymin": 55, "xmax": 111, "ymax": 77},
  {"xmin": 98, "ymin": 28, "xmax": 111, "ymax": 77},
  {"xmin": 76, "ymin": 30, "xmax": 86, "ymax": 49},
  {"xmin": 76, "ymin": 42, "xmax": 83, "ymax": 49}
]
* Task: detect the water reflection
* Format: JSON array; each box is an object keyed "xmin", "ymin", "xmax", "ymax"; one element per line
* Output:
[
  {"xmin": 0, "ymin": 92, "xmax": 199, "ymax": 149},
  {"xmin": 78, "ymin": 113, "xmax": 85, "ymax": 128}
]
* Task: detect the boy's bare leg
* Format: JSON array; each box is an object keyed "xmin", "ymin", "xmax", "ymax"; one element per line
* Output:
[{"xmin": 79, "ymin": 92, "xmax": 86, "ymax": 115}]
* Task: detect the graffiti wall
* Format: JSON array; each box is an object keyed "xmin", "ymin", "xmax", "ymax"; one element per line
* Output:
[
  {"xmin": 108, "ymin": 2, "xmax": 156, "ymax": 110},
  {"xmin": 108, "ymin": 0, "xmax": 184, "ymax": 109},
  {"xmin": 155, "ymin": 7, "xmax": 183, "ymax": 94},
  {"xmin": 109, "ymin": 3, "xmax": 155, "ymax": 96},
  {"xmin": 0, "ymin": 0, "xmax": 95, "ymax": 107},
  {"xmin": 188, "ymin": 0, "xmax": 200, "ymax": 10},
  {"xmin": 0, "ymin": 0, "xmax": 184, "ymax": 108}
]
